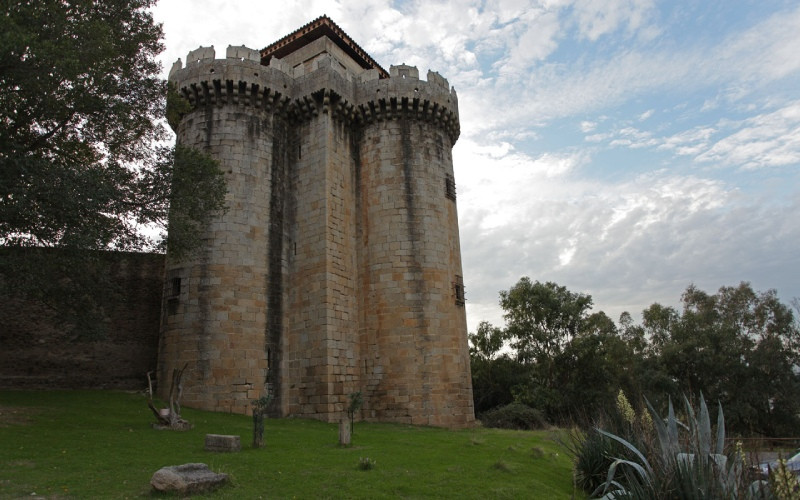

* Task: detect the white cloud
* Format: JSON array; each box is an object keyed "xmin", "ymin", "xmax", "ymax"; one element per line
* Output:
[
  {"xmin": 718, "ymin": 6, "xmax": 800, "ymax": 83},
  {"xmin": 484, "ymin": 0, "xmax": 536, "ymax": 24},
  {"xmin": 590, "ymin": 101, "xmax": 800, "ymax": 170},
  {"xmin": 585, "ymin": 132, "xmax": 611, "ymax": 143},
  {"xmin": 696, "ymin": 101, "xmax": 800, "ymax": 169},
  {"xmin": 461, "ymin": 4, "xmax": 800, "ymax": 137},
  {"xmin": 455, "ymin": 140, "xmax": 584, "ymax": 232},
  {"xmin": 460, "ymin": 160, "xmax": 800, "ymax": 331},
  {"xmin": 571, "ymin": 0, "xmax": 657, "ymax": 41},
  {"xmin": 499, "ymin": 9, "xmax": 562, "ymax": 73},
  {"xmin": 658, "ymin": 127, "xmax": 717, "ymax": 156},
  {"xmin": 638, "ymin": 109, "xmax": 654, "ymax": 121}
]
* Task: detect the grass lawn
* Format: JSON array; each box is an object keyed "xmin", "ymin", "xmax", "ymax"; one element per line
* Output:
[{"xmin": 0, "ymin": 390, "xmax": 580, "ymax": 498}]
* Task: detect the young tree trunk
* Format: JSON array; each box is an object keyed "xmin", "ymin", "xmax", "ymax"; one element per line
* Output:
[
  {"xmin": 146, "ymin": 364, "xmax": 192, "ymax": 430},
  {"xmin": 252, "ymin": 413, "xmax": 265, "ymax": 448}
]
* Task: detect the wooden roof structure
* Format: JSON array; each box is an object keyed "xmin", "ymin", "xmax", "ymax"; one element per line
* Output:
[{"xmin": 260, "ymin": 15, "xmax": 389, "ymax": 79}]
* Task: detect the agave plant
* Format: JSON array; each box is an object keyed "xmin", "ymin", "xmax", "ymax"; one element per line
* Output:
[{"xmin": 592, "ymin": 394, "xmax": 752, "ymax": 499}]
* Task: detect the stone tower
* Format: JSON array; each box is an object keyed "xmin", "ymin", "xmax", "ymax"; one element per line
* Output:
[{"xmin": 159, "ymin": 16, "xmax": 474, "ymax": 427}]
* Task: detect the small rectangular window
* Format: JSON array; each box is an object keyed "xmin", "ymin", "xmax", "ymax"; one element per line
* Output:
[
  {"xmin": 453, "ymin": 275, "xmax": 465, "ymax": 306},
  {"xmin": 170, "ymin": 277, "xmax": 182, "ymax": 298},
  {"xmin": 445, "ymin": 174, "xmax": 457, "ymax": 201}
]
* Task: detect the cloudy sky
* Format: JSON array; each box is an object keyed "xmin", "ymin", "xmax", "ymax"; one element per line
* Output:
[{"xmin": 151, "ymin": 0, "xmax": 800, "ymax": 332}]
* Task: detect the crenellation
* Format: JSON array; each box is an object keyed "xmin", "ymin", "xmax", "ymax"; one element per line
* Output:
[
  {"xmin": 426, "ymin": 70, "xmax": 449, "ymax": 91},
  {"xmin": 226, "ymin": 44, "xmax": 260, "ymax": 62},
  {"xmin": 390, "ymin": 64, "xmax": 419, "ymax": 80},
  {"xmin": 186, "ymin": 45, "xmax": 215, "ymax": 65},
  {"xmin": 169, "ymin": 58, "xmax": 183, "ymax": 80}
]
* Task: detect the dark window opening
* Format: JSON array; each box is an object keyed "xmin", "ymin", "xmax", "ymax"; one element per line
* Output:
[
  {"xmin": 453, "ymin": 275, "xmax": 465, "ymax": 306},
  {"xmin": 445, "ymin": 173, "xmax": 457, "ymax": 201},
  {"xmin": 167, "ymin": 276, "xmax": 181, "ymax": 315}
]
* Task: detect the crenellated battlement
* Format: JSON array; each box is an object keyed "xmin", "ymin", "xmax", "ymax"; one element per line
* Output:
[
  {"xmin": 167, "ymin": 45, "xmax": 294, "ymax": 129},
  {"xmin": 168, "ymin": 45, "xmax": 460, "ymax": 142},
  {"xmin": 356, "ymin": 64, "xmax": 460, "ymax": 142}
]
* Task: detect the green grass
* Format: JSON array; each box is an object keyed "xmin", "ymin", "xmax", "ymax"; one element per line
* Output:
[{"xmin": 0, "ymin": 390, "xmax": 580, "ymax": 498}]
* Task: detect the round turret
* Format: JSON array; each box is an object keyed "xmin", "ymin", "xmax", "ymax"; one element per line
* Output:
[
  {"xmin": 160, "ymin": 45, "xmax": 293, "ymax": 414},
  {"xmin": 353, "ymin": 66, "xmax": 473, "ymax": 427}
]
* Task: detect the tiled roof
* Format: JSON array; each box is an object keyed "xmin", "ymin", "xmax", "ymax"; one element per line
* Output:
[{"xmin": 260, "ymin": 15, "xmax": 389, "ymax": 78}]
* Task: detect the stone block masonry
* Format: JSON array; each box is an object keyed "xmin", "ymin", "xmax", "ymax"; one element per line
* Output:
[
  {"xmin": 0, "ymin": 249, "xmax": 164, "ymax": 389},
  {"xmin": 204, "ymin": 434, "xmax": 241, "ymax": 452},
  {"xmin": 159, "ymin": 16, "xmax": 474, "ymax": 427}
]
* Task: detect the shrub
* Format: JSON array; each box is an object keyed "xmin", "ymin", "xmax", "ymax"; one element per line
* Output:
[
  {"xmin": 567, "ymin": 391, "xmax": 656, "ymax": 493},
  {"xmin": 588, "ymin": 394, "xmax": 761, "ymax": 499},
  {"xmin": 771, "ymin": 458, "xmax": 800, "ymax": 500},
  {"xmin": 480, "ymin": 403, "xmax": 547, "ymax": 430},
  {"xmin": 565, "ymin": 411, "xmax": 634, "ymax": 492},
  {"xmin": 358, "ymin": 457, "xmax": 376, "ymax": 471},
  {"xmin": 568, "ymin": 427, "xmax": 626, "ymax": 493}
]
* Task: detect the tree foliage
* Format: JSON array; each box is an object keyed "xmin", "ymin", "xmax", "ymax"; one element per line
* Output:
[
  {"xmin": 468, "ymin": 320, "xmax": 504, "ymax": 362},
  {"xmin": 650, "ymin": 283, "xmax": 800, "ymax": 436},
  {"xmin": 1, "ymin": 0, "xmax": 167, "ymax": 250},
  {"xmin": 0, "ymin": 0, "xmax": 226, "ymax": 336},
  {"xmin": 500, "ymin": 277, "xmax": 592, "ymax": 364},
  {"xmin": 1, "ymin": 0, "xmax": 226, "ymax": 254},
  {"xmin": 470, "ymin": 278, "xmax": 800, "ymax": 437},
  {"xmin": 159, "ymin": 145, "xmax": 227, "ymax": 260}
]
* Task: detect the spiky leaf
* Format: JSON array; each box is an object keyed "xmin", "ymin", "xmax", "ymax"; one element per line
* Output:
[
  {"xmin": 715, "ymin": 402, "xmax": 725, "ymax": 455},
  {"xmin": 698, "ymin": 393, "xmax": 711, "ymax": 456}
]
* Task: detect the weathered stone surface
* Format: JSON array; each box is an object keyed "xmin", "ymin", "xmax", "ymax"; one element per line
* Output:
[
  {"xmin": 150, "ymin": 463, "xmax": 228, "ymax": 495},
  {"xmin": 159, "ymin": 16, "xmax": 475, "ymax": 429},
  {"xmin": 205, "ymin": 434, "xmax": 241, "ymax": 452},
  {"xmin": 0, "ymin": 249, "xmax": 163, "ymax": 390}
]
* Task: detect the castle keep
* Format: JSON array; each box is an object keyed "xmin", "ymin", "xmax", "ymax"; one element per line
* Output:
[{"xmin": 160, "ymin": 16, "xmax": 474, "ymax": 427}]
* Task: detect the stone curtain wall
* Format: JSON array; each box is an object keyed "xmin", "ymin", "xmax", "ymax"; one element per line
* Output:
[{"xmin": 0, "ymin": 250, "xmax": 163, "ymax": 389}]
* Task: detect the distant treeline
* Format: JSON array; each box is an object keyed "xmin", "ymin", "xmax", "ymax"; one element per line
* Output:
[{"xmin": 470, "ymin": 278, "xmax": 800, "ymax": 437}]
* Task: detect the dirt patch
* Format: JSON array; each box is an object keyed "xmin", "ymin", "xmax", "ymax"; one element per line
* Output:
[
  {"xmin": 0, "ymin": 405, "xmax": 39, "ymax": 427},
  {"xmin": 6, "ymin": 459, "xmax": 36, "ymax": 468}
]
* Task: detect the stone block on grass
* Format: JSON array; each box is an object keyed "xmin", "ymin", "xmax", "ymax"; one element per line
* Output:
[
  {"xmin": 204, "ymin": 433, "xmax": 241, "ymax": 452},
  {"xmin": 150, "ymin": 463, "xmax": 228, "ymax": 495}
]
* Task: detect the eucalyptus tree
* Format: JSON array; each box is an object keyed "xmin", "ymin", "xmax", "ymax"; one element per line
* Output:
[
  {"xmin": 647, "ymin": 283, "xmax": 800, "ymax": 436},
  {"xmin": 498, "ymin": 277, "xmax": 595, "ymax": 420}
]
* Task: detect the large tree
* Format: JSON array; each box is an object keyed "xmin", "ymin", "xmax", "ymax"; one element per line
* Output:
[
  {"xmin": 498, "ymin": 277, "xmax": 595, "ymax": 420},
  {"xmin": 649, "ymin": 283, "xmax": 800, "ymax": 436},
  {"xmin": 468, "ymin": 321, "xmax": 525, "ymax": 414},
  {"xmin": 500, "ymin": 277, "xmax": 593, "ymax": 365},
  {"xmin": 0, "ymin": 0, "xmax": 225, "ymax": 336}
]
